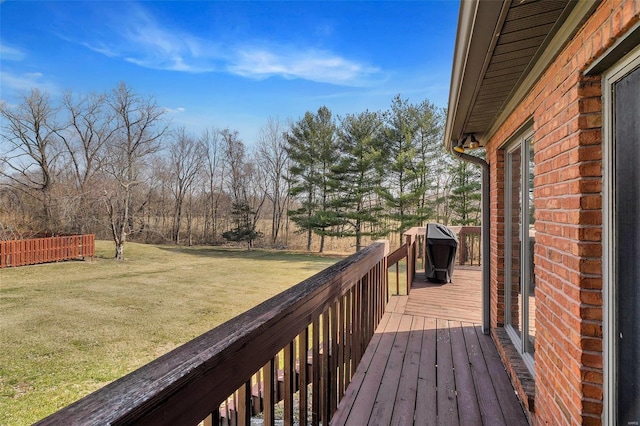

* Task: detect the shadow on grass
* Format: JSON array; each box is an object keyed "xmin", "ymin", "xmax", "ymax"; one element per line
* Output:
[{"xmin": 153, "ymin": 245, "xmax": 346, "ymax": 264}]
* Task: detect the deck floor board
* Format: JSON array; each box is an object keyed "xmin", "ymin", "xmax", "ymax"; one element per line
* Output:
[
  {"xmin": 332, "ymin": 267, "xmax": 528, "ymax": 425},
  {"xmin": 450, "ymin": 321, "xmax": 483, "ymax": 426},
  {"xmin": 389, "ymin": 315, "xmax": 423, "ymax": 426}
]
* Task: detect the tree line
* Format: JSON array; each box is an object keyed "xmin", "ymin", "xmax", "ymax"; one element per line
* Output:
[{"xmin": 0, "ymin": 83, "xmax": 480, "ymax": 258}]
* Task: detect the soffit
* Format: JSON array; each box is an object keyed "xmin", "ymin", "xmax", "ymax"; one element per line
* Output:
[{"xmin": 444, "ymin": 0, "xmax": 588, "ymax": 150}]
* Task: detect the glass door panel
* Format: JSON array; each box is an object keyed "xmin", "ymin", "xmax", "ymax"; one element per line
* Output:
[
  {"xmin": 526, "ymin": 141, "xmax": 536, "ymax": 354},
  {"xmin": 507, "ymin": 145, "xmax": 522, "ymax": 339}
]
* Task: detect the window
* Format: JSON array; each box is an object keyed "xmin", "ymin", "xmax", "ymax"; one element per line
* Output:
[{"xmin": 504, "ymin": 130, "xmax": 536, "ymax": 374}]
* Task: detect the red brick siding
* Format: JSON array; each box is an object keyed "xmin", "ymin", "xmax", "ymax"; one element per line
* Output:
[
  {"xmin": 489, "ymin": 146, "xmax": 506, "ymax": 328},
  {"xmin": 485, "ymin": 1, "xmax": 640, "ymax": 424}
]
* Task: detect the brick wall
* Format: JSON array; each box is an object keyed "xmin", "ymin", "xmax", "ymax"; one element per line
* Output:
[{"xmin": 485, "ymin": 1, "xmax": 640, "ymax": 424}]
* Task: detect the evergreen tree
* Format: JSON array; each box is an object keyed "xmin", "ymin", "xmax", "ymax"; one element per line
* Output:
[
  {"xmin": 432, "ymin": 145, "xmax": 455, "ymax": 225},
  {"xmin": 414, "ymin": 101, "xmax": 445, "ymax": 225},
  {"xmin": 448, "ymin": 159, "xmax": 481, "ymax": 225},
  {"xmin": 331, "ymin": 111, "xmax": 385, "ymax": 251},
  {"xmin": 312, "ymin": 107, "xmax": 340, "ymax": 252},
  {"xmin": 222, "ymin": 201, "xmax": 262, "ymax": 249},
  {"xmin": 379, "ymin": 95, "xmax": 424, "ymax": 234},
  {"xmin": 286, "ymin": 106, "xmax": 338, "ymax": 252}
]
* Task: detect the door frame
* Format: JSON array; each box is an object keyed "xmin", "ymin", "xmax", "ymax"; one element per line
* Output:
[{"xmin": 602, "ymin": 43, "xmax": 640, "ymax": 425}]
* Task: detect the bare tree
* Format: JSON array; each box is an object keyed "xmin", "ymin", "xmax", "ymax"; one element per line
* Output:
[
  {"xmin": 220, "ymin": 129, "xmax": 265, "ymax": 249},
  {"xmin": 139, "ymin": 154, "xmax": 171, "ymax": 242},
  {"xmin": 168, "ymin": 127, "xmax": 205, "ymax": 244},
  {"xmin": 256, "ymin": 117, "xmax": 290, "ymax": 245},
  {"xmin": 103, "ymin": 82, "xmax": 168, "ymax": 259},
  {"xmin": 201, "ymin": 128, "xmax": 227, "ymax": 242},
  {"xmin": 57, "ymin": 90, "xmax": 116, "ymax": 233},
  {"xmin": 0, "ymin": 90, "xmax": 62, "ymax": 232}
]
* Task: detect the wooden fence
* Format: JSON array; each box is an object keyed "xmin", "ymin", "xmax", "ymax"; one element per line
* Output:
[{"xmin": 0, "ymin": 235, "xmax": 95, "ymax": 268}]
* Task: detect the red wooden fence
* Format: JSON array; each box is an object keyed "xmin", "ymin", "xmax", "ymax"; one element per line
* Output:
[{"xmin": 0, "ymin": 234, "xmax": 95, "ymax": 268}]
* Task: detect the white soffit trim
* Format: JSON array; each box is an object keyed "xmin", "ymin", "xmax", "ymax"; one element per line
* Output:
[
  {"xmin": 444, "ymin": 0, "xmax": 506, "ymax": 150},
  {"xmin": 484, "ymin": 0, "xmax": 601, "ymax": 142}
]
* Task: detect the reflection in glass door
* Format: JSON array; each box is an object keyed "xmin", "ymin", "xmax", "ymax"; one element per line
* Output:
[
  {"xmin": 526, "ymin": 142, "xmax": 536, "ymax": 356},
  {"xmin": 505, "ymin": 132, "xmax": 536, "ymax": 372},
  {"xmin": 604, "ymin": 45, "xmax": 640, "ymax": 426},
  {"xmin": 506, "ymin": 144, "xmax": 522, "ymax": 338},
  {"xmin": 614, "ymin": 62, "xmax": 640, "ymax": 425}
]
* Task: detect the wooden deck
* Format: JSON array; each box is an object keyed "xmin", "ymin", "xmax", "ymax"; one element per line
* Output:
[{"xmin": 331, "ymin": 267, "xmax": 528, "ymax": 425}]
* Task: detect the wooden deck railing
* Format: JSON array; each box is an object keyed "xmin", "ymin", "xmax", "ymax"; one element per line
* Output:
[
  {"xmin": 36, "ymin": 241, "xmax": 390, "ymax": 426},
  {"xmin": 0, "ymin": 234, "xmax": 95, "ymax": 268},
  {"xmin": 386, "ymin": 227, "xmax": 424, "ymax": 296},
  {"xmin": 386, "ymin": 225, "xmax": 481, "ymax": 295},
  {"xmin": 456, "ymin": 226, "xmax": 481, "ymax": 266}
]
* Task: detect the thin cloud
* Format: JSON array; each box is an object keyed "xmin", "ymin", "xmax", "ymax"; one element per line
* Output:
[
  {"xmin": 0, "ymin": 71, "xmax": 59, "ymax": 95},
  {"xmin": 69, "ymin": 3, "xmax": 382, "ymax": 86},
  {"xmin": 115, "ymin": 7, "xmax": 219, "ymax": 72},
  {"xmin": 164, "ymin": 107, "xmax": 186, "ymax": 113},
  {"xmin": 228, "ymin": 47, "xmax": 381, "ymax": 86},
  {"xmin": 0, "ymin": 42, "xmax": 26, "ymax": 61},
  {"xmin": 74, "ymin": 4, "xmax": 222, "ymax": 73},
  {"xmin": 81, "ymin": 42, "xmax": 118, "ymax": 59}
]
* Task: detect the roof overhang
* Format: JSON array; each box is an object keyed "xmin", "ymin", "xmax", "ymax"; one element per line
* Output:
[{"xmin": 444, "ymin": 0, "xmax": 601, "ymax": 151}]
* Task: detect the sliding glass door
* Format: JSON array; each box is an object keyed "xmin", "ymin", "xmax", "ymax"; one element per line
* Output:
[
  {"xmin": 505, "ymin": 131, "xmax": 536, "ymax": 373},
  {"xmin": 604, "ymin": 47, "xmax": 640, "ymax": 425}
]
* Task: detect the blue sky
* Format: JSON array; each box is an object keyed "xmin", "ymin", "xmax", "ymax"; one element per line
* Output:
[{"xmin": 1, "ymin": 1, "xmax": 459, "ymax": 144}]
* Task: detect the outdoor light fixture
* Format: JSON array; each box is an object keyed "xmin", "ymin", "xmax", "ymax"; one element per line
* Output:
[
  {"xmin": 468, "ymin": 134, "xmax": 480, "ymax": 149},
  {"xmin": 454, "ymin": 134, "xmax": 480, "ymax": 153},
  {"xmin": 454, "ymin": 138, "xmax": 466, "ymax": 153}
]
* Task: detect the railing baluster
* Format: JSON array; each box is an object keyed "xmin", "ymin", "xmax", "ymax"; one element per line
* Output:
[
  {"xmin": 383, "ymin": 257, "xmax": 389, "ymax": 311},
  {"xmin": 238, "ymin": 380, "xmax": 251, "ymax": 426},
  {"xmin": 231, "ymin": 391, "xmax": 238, "ymax": 426},
  {"xmin": 337, "ymin": 295, "xmax": 345, "ymax": 400},
  {"xmin": 298, "ymin": 327, "xmax": 309, "ymax": 426},
  {"xmin": 263, "ymin": 359, "xmax": 275, "ymax": 426},
  {"xmin": 356, "ymin": 277, "xmax": 363, "ymax": 356},
  {"xmin": 345, "ymin": 288, "xmax": 353, "ymax": 386},
  {"xmin": 283, "ymin": 341, "xmax": 294, "ymax": 426},
  {"xmin": 311, "ymin": 317, "xmax": 320, "ymax": 426},
  {"xmin": 321, "ymin": 309, "xmax": 330, "ymax": 425},
  {"xmin": 330, "ymin": 301, "xmax": 338, "ymax": 415},
  {"xmin": 203, "ymin": 409, "xmax": 220, "ymax": 426},
  {"xmin": 377, "ymin": 264, "xmax": 383, "ymax": 321},
  {"xmin": 275, "ymin": 352, "xmax": 281, "ymax": 403},
  {"xmin": 364, "ymin": 273, "xmax": 371, "ymax": 343}
]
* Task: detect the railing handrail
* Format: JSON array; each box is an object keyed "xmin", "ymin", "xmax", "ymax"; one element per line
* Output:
[
  {"xmin": 386, "ymin": 243, "xmax": 407, "ymax": 267},
  {"xmin": 402, "ymin": 226, "xmax": 424, "ymax": 237},
  {"xmin": 37, "ymin": 241, "xmax": 388, "ymax": 425}
]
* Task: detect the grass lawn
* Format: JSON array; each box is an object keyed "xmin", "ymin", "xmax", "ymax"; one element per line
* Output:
[{"xmin": 0, "ymin": 240, "xmax": 341, "ymax": 425}]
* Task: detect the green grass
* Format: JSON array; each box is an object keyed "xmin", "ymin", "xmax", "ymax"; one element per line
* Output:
[{"xmin": 0, "ymin": 240, "xmax": 340, "ymax": 425}]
